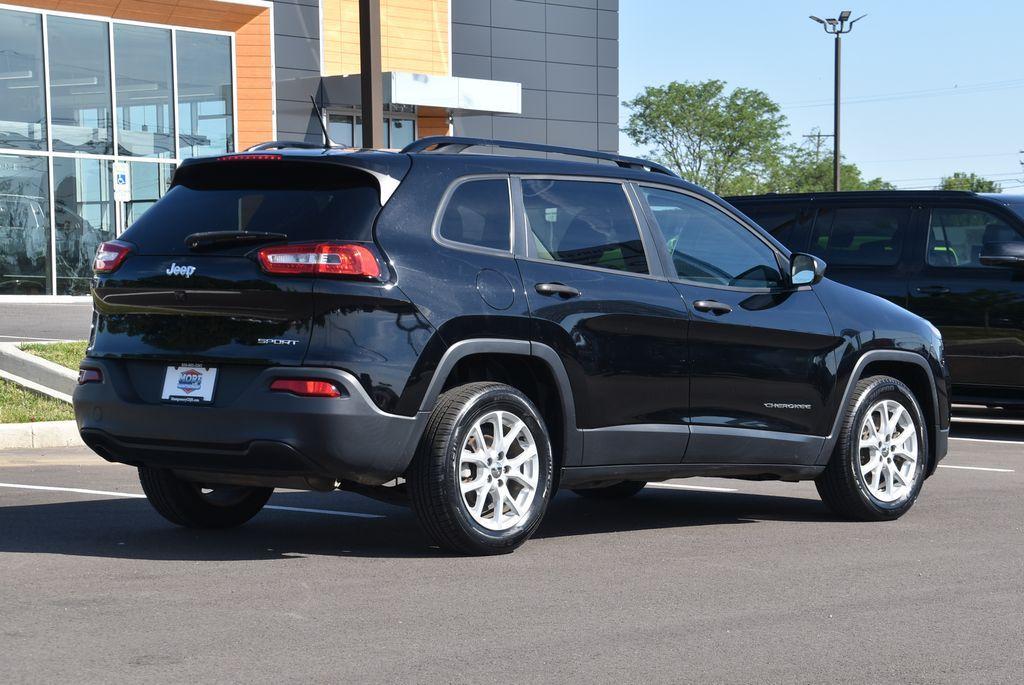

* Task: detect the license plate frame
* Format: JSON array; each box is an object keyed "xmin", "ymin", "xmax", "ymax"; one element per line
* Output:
[{"xmin": 161, "ymin": 364, "xmax": 218, "ymax": 404}]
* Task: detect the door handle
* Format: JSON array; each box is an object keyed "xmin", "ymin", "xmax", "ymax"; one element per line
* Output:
[
  {"xmin": 692, "ymin": 299, "xmax": 732, "ymax": 315},
  {"xmin": 915, "ymin": 285, "xmax": 950, "ymax": 296},
  {"xmin": 535, "ymin": 282, "xmax": 581, "ymax": 298}
]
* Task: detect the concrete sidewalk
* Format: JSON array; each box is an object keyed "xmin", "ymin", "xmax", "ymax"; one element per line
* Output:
[{"xmin": 0, "ymin": 302, "xmax": 92, "ymax": 343}]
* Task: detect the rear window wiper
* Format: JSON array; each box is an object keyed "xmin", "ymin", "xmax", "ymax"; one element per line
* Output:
[{"xmin": 185, "ymin": 231, "xmax": 288, "ymax": 251}]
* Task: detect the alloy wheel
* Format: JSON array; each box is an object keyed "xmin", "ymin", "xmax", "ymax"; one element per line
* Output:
[
  {"xmin": 457, "ymin": 410, "xmax": 539, "ymax": 531},
  {"xmin": 857, "ymin": 399, "xmax": 919, "ymax": 503}
]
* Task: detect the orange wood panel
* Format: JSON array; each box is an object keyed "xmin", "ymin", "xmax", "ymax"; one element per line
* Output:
[
  {"xmin": 417, "ymin": 106, "xmax": 451, "ymax": 138},
  {"xmin": 322, "ymin": 0, "xmax": 450, "ymax": 77}
]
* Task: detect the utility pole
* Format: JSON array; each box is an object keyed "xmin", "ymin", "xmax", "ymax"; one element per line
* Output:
[
  {"xmin": 359, "ymin": 0, "xmax": 384, "ymax": 148},
  {"xmin": 809, "ymin": 11, "xmax": 866, "ymax": 191}
]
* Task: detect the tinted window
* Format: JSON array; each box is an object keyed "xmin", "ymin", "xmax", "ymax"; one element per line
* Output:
[
  {"xmin": 522, "ymin": 179, "xmax": 647, "ymax": 274},
  {"xmin": 813, "ymin": 207, "xmax": 908, "ymax": 266},
  {"xmin": 114, "ymin": 25, "xmax": 174, "ymax": 158},
  {"xmin": 120, "ymin": 161, "xmax": 380, "ymax": 256},
  {"xmin": 438, "ymin": 179, "xmax": 511, "ymax": 251},
  {"xmin": 642, "ymin": 187, "xmax": 783, "ymax": 288},
  {"xmin": 0, "ymin": 9, "xmax": 46, "ymax": 150},
  {"xmin": 48, "ymin": 17, "xmax": 113, "ymax": 154},
  {"xmin": 927, "ymin": 207, "xmax": 1023, "ymax": 268},
  {"xmin": 177, "ymin": 31, "xmax": 234, "ymax": 158},
  {"xmin": 738, "ymin": 205, "xmax": 808, "ymax": 250}
]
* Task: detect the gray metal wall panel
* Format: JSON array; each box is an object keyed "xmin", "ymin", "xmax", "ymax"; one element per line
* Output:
[
  {"xmin": 490, "ymin": 0, "xmax": 546, "ymax": 32},
  {"xmin": 545, "ymin": 33, "xmax": 596, "ymax": 66},
  {"xmin": 545, "ymin": 4, "xmax": 597, "ymax": 37},
  {"xmin": 273, "ymin": 0, "xmax": 321, "ymax": 144},
  {"xmin": 452, "ymin": 0, "xmax": 619, "ymax": 151},
  {"xmin": 492, "ymin": 28, "xmax": 546, "ymax": 61}
]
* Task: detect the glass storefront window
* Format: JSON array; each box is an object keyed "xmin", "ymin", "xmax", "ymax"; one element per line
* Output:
[
  {"xmin": 177, "ymin": 31, "xmax": 234, "ymax": 158},
  {"xmin": 328, "ymin": 114, "xmax": 354, "ymax": 147},
  {"xmin": 0, "ymin": 9, "xmax": 47, "ymax": 151},
  {"xmin": 327, "ymin": 113, "xmax": 415, "ymax": 148},
  {"xmin": 49, "ymin": 16, "xmax": 114, "ymax": 155},
  {"xmin": 0, "ymin": 155, "xmax": 50, "ymax": 294},
  {"xmin": 124, "ymin": 162, "xmax": 174, "ymax": 228},
  {"xmin": 115, "ymin": 25, "xmax": 174, "ymax": 158},
  {"xmin": 53, "ymin": 157, "xmax": 113, "ymax": 295},
  {"xmin": 0, "ymin": 9, "xmax": 239, "ymax": 298},
  {"xmin": 389, "ymin": 117, "xmax": 415, "ymax": 150}
]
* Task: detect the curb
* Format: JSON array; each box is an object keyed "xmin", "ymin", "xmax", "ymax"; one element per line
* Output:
[
  {"xmin": 0, "ymin": 342, "xmax": 78, "ymax": 396},
  {"xmin": 0, "ymin": 420, "xmax": 84, "ymax": 450}
]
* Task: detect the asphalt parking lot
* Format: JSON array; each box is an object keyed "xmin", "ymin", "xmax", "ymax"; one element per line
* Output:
[{"xmin": 0, "ymin": 415, "xmax": 1021, "ymax": 683}]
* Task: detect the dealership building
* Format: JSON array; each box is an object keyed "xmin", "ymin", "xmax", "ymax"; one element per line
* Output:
[{"xmin": 0, "ymin": 0, "xmax": 619, "ymax": 299}]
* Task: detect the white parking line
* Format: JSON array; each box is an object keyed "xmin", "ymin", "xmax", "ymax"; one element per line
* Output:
[
  {"xmin": 937, "ymin": 465, "xmax": 1015, "ymax": 473},
  {"xmin": 646, "ymin": 483, "xmax": 739, "ymax": 493},
  {"xmin": 953, "ymin": 416, "xmax": 1024, "ymax": 427},
  {"xmin": 0, "ymin": 482, "xmax": 384, "ymax": 519},
  {"xmin": 950, "ymin": 436, "xmax": 1024, "ymax": 446}
]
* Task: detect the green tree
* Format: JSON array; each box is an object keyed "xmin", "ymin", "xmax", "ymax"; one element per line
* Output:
[
  {"xmin": 623, "ymin": 80, "xmax": 787, "ymax": 195},
  {"xmin": 770, "ymin": 135, "xmax": 895, "ymax": 193},
  {"xmin": 939, "ymin": 172, "xmax": 1001, "ymax": 193}
]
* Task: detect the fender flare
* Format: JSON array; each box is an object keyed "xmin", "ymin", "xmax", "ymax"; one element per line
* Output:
[
  {"xmin": 818, "ymin": 349, "xmax": 941, "ymax": 467},
  {"xmin": 416, "ymin": 338, "xmax": 583, "ymax": 467}
]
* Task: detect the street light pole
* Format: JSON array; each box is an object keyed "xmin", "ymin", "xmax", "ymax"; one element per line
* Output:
[
  {"xmin": 810, "ymin": 11, "xmax": 866, "ymax": 191},
  {"xmin": 833, "ymin": 31, "xmax": 841, "ymax": 191},
  {"xmin": 359, "ymin": 0, "xmax": 384, "ymax": 149}
]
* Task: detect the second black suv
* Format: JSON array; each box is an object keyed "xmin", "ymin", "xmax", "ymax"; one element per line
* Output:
[
  {"xmin": 729, "ymin": 191, "xmax": 1024, "ymax": 410},
  {"xmin": 73, "ymin": 137, "xmax": 949, "ymax": 555}
]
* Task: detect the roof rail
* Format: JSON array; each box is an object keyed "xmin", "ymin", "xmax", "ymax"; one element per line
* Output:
[
  {"xmin": 401, "ymin": 136, "xmax": 678, "ymax": 177},
  {"xmin": 246, "ymin": 140, "xmax": 327, "ymax": 152}
]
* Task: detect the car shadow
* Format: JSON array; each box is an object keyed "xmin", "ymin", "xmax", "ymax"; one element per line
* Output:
[{"xmin": 0, "ymin": 487, "xmax": 835, "ymax": 561}]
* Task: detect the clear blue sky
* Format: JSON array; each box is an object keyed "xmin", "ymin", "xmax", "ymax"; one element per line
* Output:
[{"xmin": 619, "ymin": 0, "xmax": 1024, "ymax": 190}]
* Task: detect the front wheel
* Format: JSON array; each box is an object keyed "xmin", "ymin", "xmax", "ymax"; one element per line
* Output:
[
  {"xmin": 407, "ymin": 382, "xmax": 554, "ymax": 555},
  {"xmin": 816, "ymin": 375, "xmax": 928, "ymax": 521},
  {"xmin": 138, "ymin": 467, "xmax": 273, "ymax": 528}
]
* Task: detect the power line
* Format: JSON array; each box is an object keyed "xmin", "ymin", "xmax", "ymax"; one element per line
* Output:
[
  {"xmin": 781, "ymin": 77, "xmax": 1024, "ymax": 110},
  {"xmin": 858, "ymin": 151, "xmax": 1020, "ymax": 164}
]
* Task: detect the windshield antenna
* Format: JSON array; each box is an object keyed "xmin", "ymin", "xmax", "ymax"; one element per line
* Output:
[{"xmin": 310, "ymin": 95, "xmax": 334, "ymax": 149}]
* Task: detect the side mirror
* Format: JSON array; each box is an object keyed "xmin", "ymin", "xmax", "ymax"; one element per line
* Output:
[
  {"xmin": 979, "ymin": 241, "xmax": 1024, "ymax": 268},
  {"xmin": 790, "ymin": 252, "xmax": 826, "ymax": 286}
]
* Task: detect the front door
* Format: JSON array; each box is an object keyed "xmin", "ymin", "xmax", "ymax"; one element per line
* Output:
[
  {"xmin": 907, "ymin": 204, "xmax": 1024, "ymax": 397},
  {"xmin": 514, "ymin": 177, "xmax": 691, "ymax": 466},
  {"xmin": 637, "ymin": 185, "xmax": 838, "ymax": 466}
]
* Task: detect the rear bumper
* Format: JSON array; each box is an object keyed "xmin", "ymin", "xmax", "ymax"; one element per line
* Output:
[{"xmin": 73, "ymin": 361, "xmax": 426, "ymax": 485}]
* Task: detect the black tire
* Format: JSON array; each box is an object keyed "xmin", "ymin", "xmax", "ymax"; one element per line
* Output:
[
  {"xmin": 572, "ymin": 480, "xmax": 647, "ymax": 499},
  {"xmin": 138, "ymin": 467, "xmax": 273, "ymax": 529},
  {"xmin": 407, "ymin": 382, "xmax": 554, "ymax": 555},
  {"xmin": 816, "ymin": 375, "xmax": 928, "ymax": 521}
]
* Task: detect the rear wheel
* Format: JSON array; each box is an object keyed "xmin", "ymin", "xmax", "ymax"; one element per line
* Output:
[
  {"xmin": 816, "ymin": 376, "xmax": 928, "ymax": 521},
  {"xmin": 407, "ymin": 382, "xmax": 554, "ymax": 555},
  {"xmin": 572, "ymin": 480, "xmax": 646, "ymax": 499},
  {"xmin": 138, "ymin": 467, "xmax": 272, "ymax": 528}
]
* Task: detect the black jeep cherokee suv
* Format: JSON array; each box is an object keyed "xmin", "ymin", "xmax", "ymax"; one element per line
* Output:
[{"xmin": 73, "ymin": 137, "xmax": 950, "ymax": 555}]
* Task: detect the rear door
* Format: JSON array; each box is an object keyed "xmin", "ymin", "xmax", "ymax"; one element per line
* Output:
[
  {"xmin": 907, "ymin": 202, "xmax": 1024, "ymax": 394},
  {"xmin": 92, "ymin": 158, "xmax": 386, "ymax": 367},
  {"xmin": 513, "ymin": 176, "xmax": 691, "ymax": 466},
  {"xmin": 806, "ymin": 202, "xmax": 916, "ymax": 307},
  {"xmin": 637, "ymin": 185, "xmax": 837, "ymax": 465}
]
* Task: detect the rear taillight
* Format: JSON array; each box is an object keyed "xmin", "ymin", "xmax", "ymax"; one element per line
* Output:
[
  {"xmin": 270, "ymin": 378, "xmax": 344, "ymax": 398},
  {"xmin": 78, "ymin": 367, "xmax": 103, "ymax": 384},
  {"xmin": 257, "ymin": 243, "xmax": 381, "ymax": 279},
  {"xmin": 93, "ymin": 240, "xmax": 132, "ymax": 274}
]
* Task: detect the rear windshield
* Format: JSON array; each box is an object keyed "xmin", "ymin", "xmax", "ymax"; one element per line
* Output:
[{"xmin": 121, "ymin": 160, "xmax": 381, "ymax": 255}]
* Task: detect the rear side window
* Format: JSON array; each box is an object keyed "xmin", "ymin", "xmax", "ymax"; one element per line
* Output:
[
  {"xmin": 120, "ymin": 161, "xmax": 381, "ymax": 255},
  {"xmin": 521, "ymin": 179, "xmax": 648, "ymax": 275},
  {"xmin": 927, "ymin": 207, "xmax": 1022, "ymax": 268},
  {"xmin": 812, "ymin": 207, "xmax": 909, "ymax": 267},
  {"xmin": 437, "ymin": 178, "xmax": 511, "ymax": 251}
]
